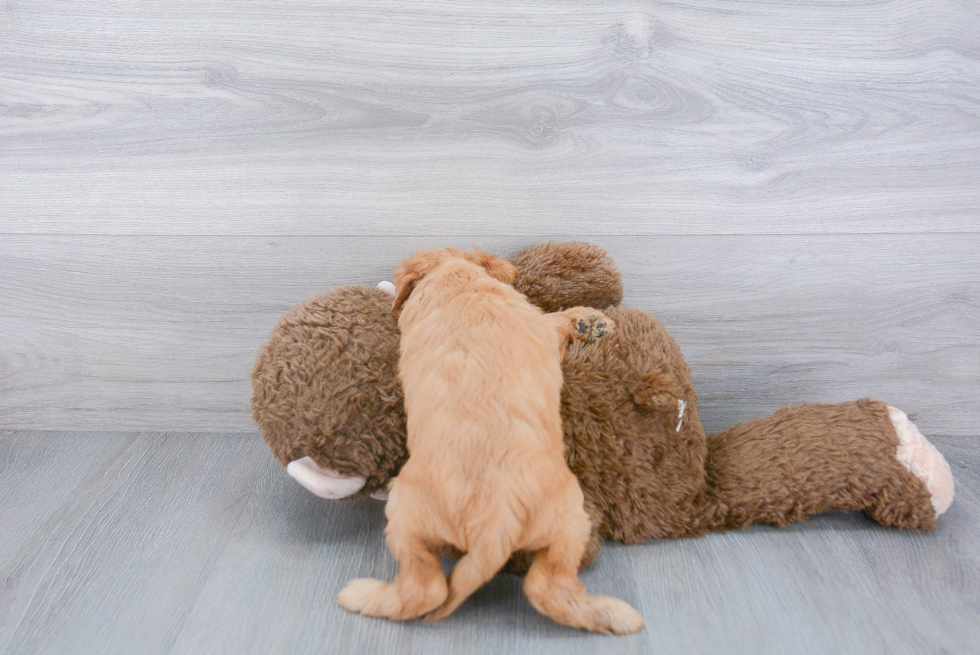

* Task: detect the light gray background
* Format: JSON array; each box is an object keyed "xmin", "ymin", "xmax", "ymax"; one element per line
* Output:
[
  {"xmin": 1, "ymin": 0, "xmax": 978, "ymax": 435},
  {"xmin": 1, "ymin": 1, "xmax": 978, "ymax": 653}
]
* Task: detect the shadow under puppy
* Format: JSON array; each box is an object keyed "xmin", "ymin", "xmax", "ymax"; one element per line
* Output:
[{"xmin": 337, "ymin": 247, "xmax": 643, "ymax": 635}]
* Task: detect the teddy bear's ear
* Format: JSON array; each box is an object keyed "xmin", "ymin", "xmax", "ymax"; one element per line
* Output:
[
  {"xmin": 630, "ymin": 369, "xmax": 692, "ymax": 413},
  {"xmin": 510, "ymin": 241, "xmax": 623, "ymax": 313}
]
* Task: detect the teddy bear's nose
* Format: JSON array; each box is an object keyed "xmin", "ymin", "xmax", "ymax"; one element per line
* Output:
[{"xmin": 286, "ymin": 457, "xmax": 367, "ymax": 499}]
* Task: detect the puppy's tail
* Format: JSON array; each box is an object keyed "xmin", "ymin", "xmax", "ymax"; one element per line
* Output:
[{"xmin": 424, "ymin": 538, "xmax": 513, "ymax": 621}]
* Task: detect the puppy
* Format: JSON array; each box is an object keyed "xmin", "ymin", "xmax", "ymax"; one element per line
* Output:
[{"xmin": 337, "ymin": 247, "xmax": 644, "ymax": 635}]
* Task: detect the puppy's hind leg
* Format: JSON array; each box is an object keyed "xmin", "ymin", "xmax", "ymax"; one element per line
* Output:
[
  {"xmin": 338, "ymin": 524, "xmax": 448, "ymax": 621},
  {"xmin": 523, "ymin": 488, "xmax": 644, "ymax": 635}
]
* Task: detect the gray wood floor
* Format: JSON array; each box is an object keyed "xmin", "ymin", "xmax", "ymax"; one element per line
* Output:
[{"xmin": 1, "ymin": 430, "xmax": 977, "ymax": 655}]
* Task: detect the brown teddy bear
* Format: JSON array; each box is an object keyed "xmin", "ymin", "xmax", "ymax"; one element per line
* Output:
[{"xmin": 251, "ymin": 242, "xmax": 954, "ymax": 569}]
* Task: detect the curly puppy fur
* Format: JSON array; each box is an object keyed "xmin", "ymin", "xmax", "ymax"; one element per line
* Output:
[{"xmin": 337, "ymin": 248, "xmax": 642, "ymax": 634}]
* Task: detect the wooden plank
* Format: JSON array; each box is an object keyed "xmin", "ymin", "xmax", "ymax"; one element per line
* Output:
[
  {"xmin": 1, "ymin": 0, "xmax": 978, "ymax": 235},
  {"xmin": 0, "ymin": 430, "xmax": 288, "ymax": 655},
  {"xmin": 0, "ymin": 234, "xmax": 977, "ymax": 435},
  {"xmin": 0, "ymin": 430, "xmax": 139, "ymax": 594},
  {"xmin": 0, "ymin": 431, "xmax": 976, "ymax": 654}
]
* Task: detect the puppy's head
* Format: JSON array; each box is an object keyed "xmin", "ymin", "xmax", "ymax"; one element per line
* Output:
[{"xmin": 391, "ymin": 247, "xmax": 518, "ymax": 318}]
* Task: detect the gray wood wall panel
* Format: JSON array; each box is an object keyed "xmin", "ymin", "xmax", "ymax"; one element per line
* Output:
[
  {"xmin": 1, "ymin": 234, "xmax": 977, "ymax": 435},
  {"xmin": 1, "ymin": 0, "xmax": 979, "ymax": 235},
  {"xmin": 1, "ymin": 431, "xmax": 977, "ymax": 654},
  {"xmin": 0, "ymin": 0, "xmax": 978, "ymax": 433}
]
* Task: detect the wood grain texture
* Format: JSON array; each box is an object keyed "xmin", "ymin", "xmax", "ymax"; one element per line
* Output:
[
  {"xmin": 1, "ymin": 0, "xmax": 979, "ymax": 235},
  {"xmin": 1, "ymin": 1, "xmax": 978, "ymax": 433},
  {"xmin": 1, "ymin": 234, "xmax": 977, "ymax": 435},
  {"xmin": 0, "ymin": 430, "xmax": 977, "ymax": 654}
]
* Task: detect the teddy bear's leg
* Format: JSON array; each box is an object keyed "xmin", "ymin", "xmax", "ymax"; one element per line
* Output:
[{"xmin": 702, "ymin": 399, "xmax": 954, "ymax": 533}]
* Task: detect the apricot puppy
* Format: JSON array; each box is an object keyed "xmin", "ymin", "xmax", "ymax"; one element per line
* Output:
[{"xmin": 337, "ymin": 247, "xmax": 643, "ymax": 635}]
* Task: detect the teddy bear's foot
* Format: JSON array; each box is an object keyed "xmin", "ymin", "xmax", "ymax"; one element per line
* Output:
[
  {"xmin": 861, "ymin": 406, "xmax": 955, "ymax": 530},
  {"xmin": 887, "ymin": 406, "xmax": 955, "ymax": 516}
]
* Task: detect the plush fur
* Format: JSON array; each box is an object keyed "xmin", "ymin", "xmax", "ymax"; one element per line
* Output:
[
  {"xmin": 702, "ymin": 400, "xmax": 942, "ymax": 532},
  {"xmin": 251, "ymin": 242, "xmax": 954, "ymax": 580},
  {"xmin": 559, "ymin": 312, "xmax": 944, "ymax": 540},
  {"xmin": 337, "ymin": 248, "xmax": 641, "ymax": 634},
  {"xmin": 511, "ymin": 241, "xmax": 623, "ymax": 313},
  {"xmin": 251, "ymin": 285, "xmax": 405, "ymax": 492}
]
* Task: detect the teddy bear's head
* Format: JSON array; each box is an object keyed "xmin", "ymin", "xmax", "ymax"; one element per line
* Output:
[{"xmin": 250, "ymin": 242, "xmax": 624, "ymax": 499}]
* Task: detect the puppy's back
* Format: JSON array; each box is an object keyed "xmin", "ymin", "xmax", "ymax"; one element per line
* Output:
[{"xmin": 397, "ymin": 258, "xmax": 567, "ymax": 510}]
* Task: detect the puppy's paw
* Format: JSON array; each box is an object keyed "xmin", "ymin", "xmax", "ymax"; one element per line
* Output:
[
  {"xmin": 574, "ymin": 313, "xmax": 615, "ymax": 343},
  {"xmin": 337, "ymin": 578, "xmax": 389, "ymax": 615},
  {"xmin": 587, "ymin": 596, "xmax": 645, "ymax": 635}
]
